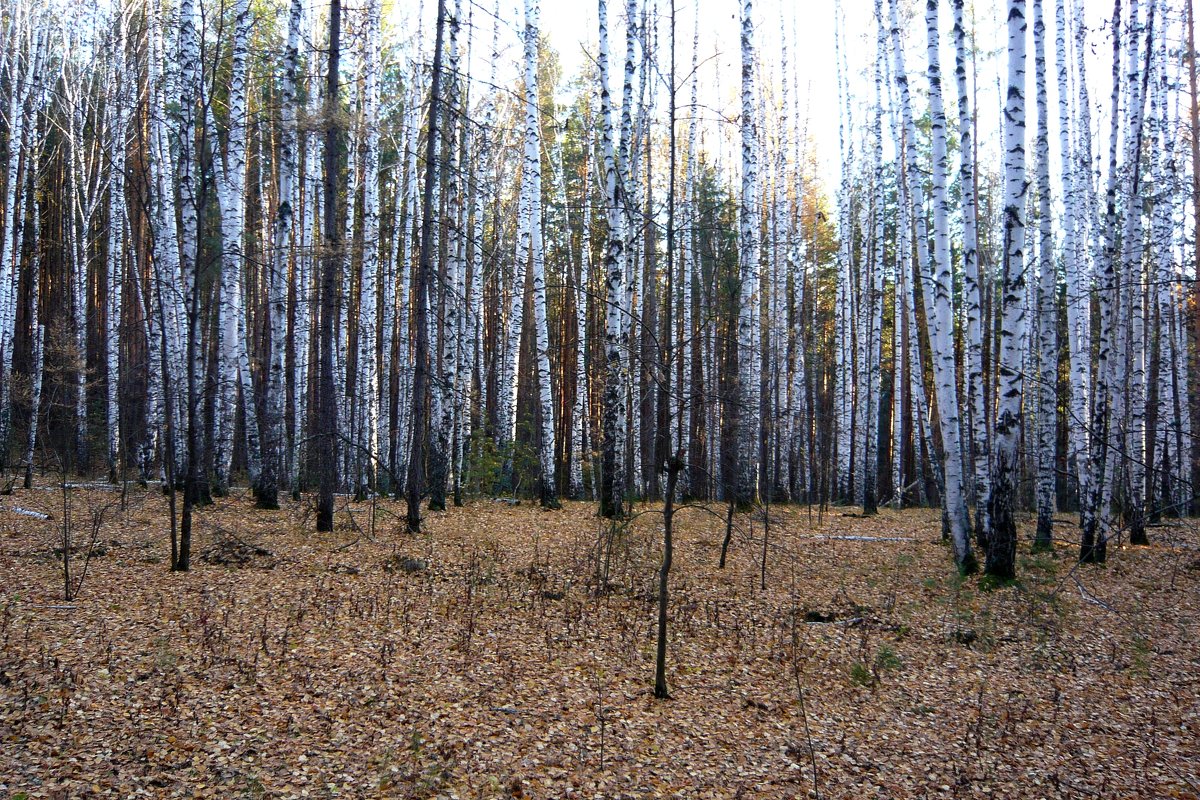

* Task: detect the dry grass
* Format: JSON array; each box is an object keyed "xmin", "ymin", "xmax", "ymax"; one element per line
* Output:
[{"xmin": 1, "ymin": 486, "xmax": 1198, "ymax": 798}]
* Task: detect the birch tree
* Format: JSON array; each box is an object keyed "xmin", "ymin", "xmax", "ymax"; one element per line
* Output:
[
  {"xmin": 736, "ymin": 0, "xmax": 760, "ymax": 506},
  {"xmin": 1033, "ymin": 0, "xmax": 1057, "ymax": 550},
  {"xmin": 891, "ymin": 0, "xmax": 976, "ymax": 571},
  {"xmin": 213, "ymin": 0, "xmax": 253, "ymax": 496},
  {"xmin": 953, "ymin": 0, "xmax": 990, "ymax": 533},
  {"xmin": 599, "ymin": 0, "xmax": 628, "ymax": 519},
  {"xmin": 986, "ymin": 0, "xmax": 1029, "ymax": 580}
]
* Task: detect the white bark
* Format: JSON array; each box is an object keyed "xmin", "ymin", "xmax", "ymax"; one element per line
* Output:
[
  {"xmin": 177, "ymin": 0, "xmax": 202, "ymax": 482},
  {"xmin": 149, "ymin": 6, "xmax": 187, "ymax": 479},
  {"xmin": 1058, "ymin": 0, "xmax": 1091, "ymax": 535},
  {"xmin": 986, "ymin": 0, "xmax": 1029, "ymax": 577},
  {"xmin": 599, "ymin": 0, "xmax": 628, "ymax": 517},
  {"xmin": 1122, "ymin": 0, "xmax": 1153, "ymax": 541},
  {"xmin": 358, "ymin": 0, "xmax": 382, "ymax": 493},
  {"xmin": 834, "ymin": 3, "xmax": 854, "ymax": 502},
  {"xmin": 569, "ymin": 112, "xmax": 591, "ymax": 500},
  {"xmin": 1, "ymin": 18, "xmax": 46, "ymax": 465},
  {"xmin": 103, "ymin": 11, "xmax": 129, "ymax": 483},
  {"xmin": 1084, "ymin": 0, "xmax": 1126, "ymax": 562},
  {"xmin": 214, "ymin": 0, "xmax": 252, "ymax": 494},
  {"xmin": 259, "ymin": 0, "xmax": 302, "ymax": 506},
  {"xmin": 890, "ymin": 0, "xmax": 974, "ymax": 567},
  {"xmin": 737, "ymin": 0, "xmax": 760, "ymax": 505},
  {"xmin": 1033, "ymin": 0, "xmax": 1057, "ymax": 546},
  {"xmin": 952, "ymin": 0, "xmax": 990, "ymax": 532},
  {"xmin": 680, "ymin": 20, "xmax": 699, "ymax": 497}
]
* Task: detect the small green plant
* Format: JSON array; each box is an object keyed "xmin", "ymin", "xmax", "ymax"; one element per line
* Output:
[
  {"xmin": 508, "ymin": 420, "xmax": 541, "ymax": 497},
  {"xmin": 979, "ymin": 573, "xmax": 1020, "ymax": 592},
  {"xmin": 874, "ymin": 645, "xmax": 903, "ymax": 672},
  {"xmin": 241, "ymin": 774, "xmax": 266, "ymax": 798},
  {"xmin": 1020, "ymin": 551, "xmax": 1059, "ymax": 576},
  {"xmin": 849, "ymin": 661, "xmax": 873, "ymax": 687},
  {"xmin": 1130, "ymin": 635, "xmax": 1152, "ymax": 676},
  {"xmin": 462, "ymin": 430, "xmax": 504, "ymax": 496}
]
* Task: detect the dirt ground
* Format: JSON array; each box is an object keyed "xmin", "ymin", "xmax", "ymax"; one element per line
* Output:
[{"xmin": 1, "ymin": 485, "xmax": 1197, "ymax": 799}]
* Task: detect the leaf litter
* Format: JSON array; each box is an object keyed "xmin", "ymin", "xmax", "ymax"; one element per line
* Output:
[{"xmin": 0, "ymin": 489, "xmax": 1197, "ymax": 798}]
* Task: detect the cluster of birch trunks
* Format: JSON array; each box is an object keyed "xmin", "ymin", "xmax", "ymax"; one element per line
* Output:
[{"xmin": 0, "ymin": 0, "xmax": 1194, "ymax": 576}]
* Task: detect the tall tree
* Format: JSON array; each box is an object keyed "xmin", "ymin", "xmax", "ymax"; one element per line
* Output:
[
  {"xmin": 736, "ymin": 0, "xmax": 760, "ymax": 506},
  {"xmin": 318, "ymin": 0, "xmax": 345, "ymax": 533},
  {"xmin": 953, "ymin": 0, "xmax": 990, "ymax": 535},
  {"xmin": 213, "ymin": 0, "xmax": 254, "ymax": 497},
  {"xmin": 598, "ymin": 0, "xmax": 628, "ymax": 519},
  {"xmin": 1033, "ymin": 0, "xmax": 1057, "ymax": 550},
  {"xmin": 406, "ymin": 0, "xmax": 446, "ymax": 533},
  {"xmin": 891, "ymin": 0, "xmax": 976, "ymax": 571},
  {"xmin": 986, "ymin": 0, "xmax": 1029, "ymax": 580}
]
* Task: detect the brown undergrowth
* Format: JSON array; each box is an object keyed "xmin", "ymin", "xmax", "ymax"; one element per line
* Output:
[{"xmin": 1, "ymin": 486, "xmax": 1197, "ymax": 798}]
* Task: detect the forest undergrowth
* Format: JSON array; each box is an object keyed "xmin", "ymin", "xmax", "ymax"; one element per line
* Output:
[{"xmin": 1, "ymin": 487, "xmax": 1197, "ymax": 798}]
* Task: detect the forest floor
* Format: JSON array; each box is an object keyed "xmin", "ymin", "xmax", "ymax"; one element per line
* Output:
[{"xmin": 1, "ymin": 486, "xmax": 1198, "ymax": 799}]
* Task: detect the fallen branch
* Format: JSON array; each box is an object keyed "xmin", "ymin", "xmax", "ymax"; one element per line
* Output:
[
  {"xmin": 796, "ymin": 534, "xmax": 915, "ymax": 543},
  {"xmin": 1073, "ymin": 575, "xmax": 1119, "ymax": 613},
  {"xmin": 10, "ymin": 506, "xmax": 50, "ymax": 520}
]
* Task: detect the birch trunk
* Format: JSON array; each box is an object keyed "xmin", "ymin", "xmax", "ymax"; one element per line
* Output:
[
  {"xmin": 1083, "ymin": 0, "xmax": 1125, "ymax": 563},
  {"xmin": 0, "ymin": 22, "xmax": 45, "ymax": 471},
  {"xmin": 1033, "ymin": 0, "xmax": 1057, "ymax": 549},
  {"xmin": 599, "ymin": 0, "xmax": 628, "ymax": 518},
  {"xmin": 891, "ymin": 0, "xmax": 975, "ymax": 570},
  {"xmin": 357, "ymin": 0, "xmax": 382, "ymax": 494},
  {"xmin": 257, "ymin": 0, "xmax": 302, "ymax": 508},
  {"xmin": 22, "ymin": 147, "xmax": 41, "ymax": 488},
  {"xmin": 1058, "ymin": 0, "xmax": 1091, "ymax": 539},
  {"xmin": 952, "ymin": 0, "xmax": 990, "ymax": 532},
  {"xmin": 569, "ymin": 112, "xmax": 591, "ymax": 500},
  {"xmin": 986, "ymin": 0, "xmax": 1029, "ymax": 580},
  {"xmin": 736, "ymin": 0, "xmax": 760, "ymax": 506},
  {"xmin": 1123, "ymin": 0, "xmax": 1153, "ymax": 544},
  {"xmin": 214, "ymin": 0, "xmax": 252, "ymax": 496}
]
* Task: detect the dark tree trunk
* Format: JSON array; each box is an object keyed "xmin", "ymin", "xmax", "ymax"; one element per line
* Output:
[
  {"xmin": 317, "ymin": 0, "xmax": 343, "ymax": 533},
  {"xmin": 406, "ymin": 0, "xmax": 447, "ymax": 533}
]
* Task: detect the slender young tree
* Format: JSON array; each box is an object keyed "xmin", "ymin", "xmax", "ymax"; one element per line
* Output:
[
  {"xmin": 258, "ymin": 0, "xmax": 303, "ymax": 509},
  {"xmin": 174, "ymin": 0, "xmax": 204, "ymax": 571},
  {"xmin": 953, "ymin": 0, "xmax": 990, "ymax": 533},
  {"xmin": 104, "ymin": 9, "xmax": 129, "ymax": 484},
  {"xmin": 1058, "ymin": 0, "xmax": 1092, "ymax": 550},
  {"xmin": 524, "ymin": 0, "xmax": 559, "ymax": 508},
  {"xmin": 569, "ymin": 104, "xmax": 592, "ymax": 501},
  {"xmin": 1122, "ymin": 0, "xmax": 1153, "ymax": 545},
  {"xmin": 1189, "ymin": 0, "xmax": 1200, "ymax": 514},
  {"xmin": 1033, "ymin": 0, "xmax": 1057, "ymax": 550},
  {"xmin": 22, "ymin": 131, "xmax": 42, "ymax": 490}
]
